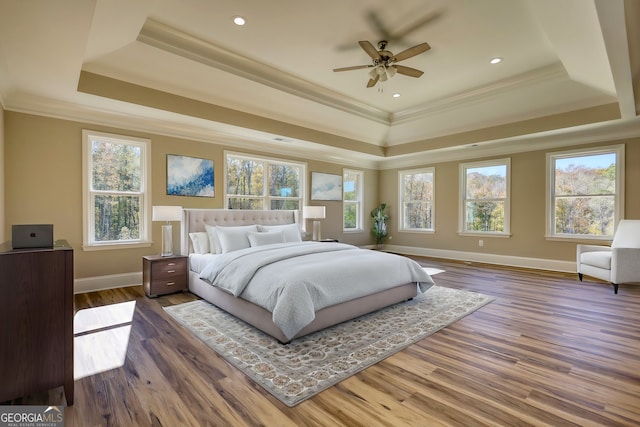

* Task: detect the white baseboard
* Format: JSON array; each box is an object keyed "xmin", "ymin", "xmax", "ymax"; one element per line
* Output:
[
  {"xmin": 74, "ymin": 246, "xmax": 576, "ymax": 294},
  {"xmin": 74, "ymin": 272, "xmax": 142, "ymax": 294},
  {"xmin": 383, "ymin": 244, "xmax": 576, "ymax": 273}
]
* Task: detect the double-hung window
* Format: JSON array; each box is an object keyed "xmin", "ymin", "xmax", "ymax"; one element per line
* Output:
[
  {"xmin": 460, "ymin": 159, "xmax": 510, "ymax": 235},
  {"xmin": 82, "ymin": 130, "xmax": 151, "ymax": 249},
  {"xmin": 343, "ymin": 169, "xmax": 364, "ymax": 231},
  {"xmin": 399, "ymin": 168, "xmax": 435, "ymax": 231},
  {"xmin": 225, "ymin": 152, "xmax": 305, "ymax": 210},
  {"xmin": 547, "ymin": 145, "xmax": 624, "ymax": 240}
]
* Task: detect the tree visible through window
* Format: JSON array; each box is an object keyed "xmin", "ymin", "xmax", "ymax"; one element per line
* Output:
[
  {"xmin": 343, "ymin": 169, "xmax": 363, "ymax": 231},
  {"xmin": 548, "ymin": 146, "xmax": 623, "ymax": 239},
  {"xmin": 399, "ymin": 168, "xmax": 434, "ymax": 231},
  {"xmin": 460, "ymin": 159, "xmax": 510, "ymax": 234},
  {"xmin": 83, "ymin": 130, "xmax": 150, "ymax": 248},
  {"xmin": 225, "ymin": 153, "xmax": 305, "ymax": 210}
]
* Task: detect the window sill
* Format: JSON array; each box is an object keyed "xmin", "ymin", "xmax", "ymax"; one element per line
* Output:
[
  {"xmin": 82, "ymin": 241, "xmax": 152, "ymax": 252},
  {"xmin": 544, "ymin": 235, "xmax": 612, "ymax": 244},
  {"xmin": 458, "ymin": 232, "xmax": 511, "ymax": 238},
  {"xmin": 399, "ymin": 229, "xmax": 435, "ymax": 234}
]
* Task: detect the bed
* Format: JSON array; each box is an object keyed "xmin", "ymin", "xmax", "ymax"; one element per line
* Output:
[{"xmin": 181, "ymin": 208, "xmax": 435, "ymax": 343}]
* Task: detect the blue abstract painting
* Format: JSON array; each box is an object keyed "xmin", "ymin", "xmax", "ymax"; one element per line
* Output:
[{"xmin": 167, "ymin": 154, "xmax": 214, "ymax": 197}]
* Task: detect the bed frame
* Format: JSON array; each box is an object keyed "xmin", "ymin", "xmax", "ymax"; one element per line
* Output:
[{"xmin": 181, "ymin": 208, "xmax": 418, "ymax": 343}]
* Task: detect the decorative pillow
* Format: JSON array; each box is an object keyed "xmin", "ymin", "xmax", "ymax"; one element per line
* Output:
[
  {"xmin": 215, "ymin": 225, "xmax": 259, "ymax": 253},
  {"xmin": 204, "ymin": 224, "xmax": 222, "ymax": 254},
  {"xmin": 247, "ymin": 230, "xmax": 285, "ymax": 247},
  {"xmin": 257, "ymin": 223, "xmax": 302, "ymax": 243},
  {"xmin": 188, "ymin": 232, "xmax": 210, "ymax": 254}
]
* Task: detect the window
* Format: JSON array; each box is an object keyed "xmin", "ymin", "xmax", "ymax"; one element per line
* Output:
[
  {"xmin": 547, "ymin": 145, "xmax": 624, "ymax": 240},
  {"xmin": 343, "ymin": 169, "xmax": 363, "ymax": 231},
  {"xmin": 82, "ymin": 130, "xmax": 151, "ymax": 249},
  {"xmin": 399, "ymin": 168, "xmax": 434, "ymax": 231},
  {"xmin": 225, "ymin": 152, "xmax": 305, "ymax": 210},
  {"xmin": 460, "ymin": 159, "xmax": 510, "ymax": 235}
]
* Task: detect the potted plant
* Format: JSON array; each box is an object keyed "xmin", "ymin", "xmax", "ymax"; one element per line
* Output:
[{"xmin": 371, "ymin": 203, "xmax": 389, "ymax": 249}]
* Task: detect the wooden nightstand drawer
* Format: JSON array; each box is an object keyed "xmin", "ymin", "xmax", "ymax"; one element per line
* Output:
[
  {"xmin": 151, "ymin": 258, "xmax": 187, "ymax": 278},
  {"xmin": 143, "ymin": 255, "xmax": 188, "ymax": 297},
  {"xmin": 148, "ymin": 276, "xmax": 187, "ymax": 296}
]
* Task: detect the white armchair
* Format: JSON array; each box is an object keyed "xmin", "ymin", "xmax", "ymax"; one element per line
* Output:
[{"xmin": 577, "ymin": 219, "xmax": 640, "ymax": 294}]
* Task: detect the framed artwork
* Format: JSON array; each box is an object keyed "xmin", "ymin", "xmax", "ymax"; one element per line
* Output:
[
  {"xmin": 311, "ymin": 172, "xmax": 342, "ymax": 201},
  {"xmin": 166, "ymin": 154, "xmax": 214, "ymax": 197}
]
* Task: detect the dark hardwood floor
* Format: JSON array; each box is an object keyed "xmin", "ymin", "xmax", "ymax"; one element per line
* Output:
[{"xmin": 6, "ymin": 256, "xmax": 640, "ymax": 426}]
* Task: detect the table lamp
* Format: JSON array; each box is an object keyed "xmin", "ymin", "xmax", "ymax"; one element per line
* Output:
[
  {"xmin": 303, "ymin": 206, "xmax": 326, "ymax": 241},
  {"xmin": 152, "ymin": 205, "xmax": 182, "ymax": 256}
]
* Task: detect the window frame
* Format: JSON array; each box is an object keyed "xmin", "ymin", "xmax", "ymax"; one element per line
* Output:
[
  {"xmin": 224, "ymin": 151, "xmax": 306, "ymax": 213},
  {"xmin": 398, "ymin": 167, "xmax": 435, "ymax": 233},
  {"xmin": 343, "ymin": 168, "xmax": 364, "ymax": 232},
  {"xmin": 82, "ymin": 130, "xmax": 151, "ymax": 251},
  {"xmin": 545, "ymin": 144, "xmax": 624, "ymax": 241},
  {"xmin": 458, "ymin": 158, "xmax": 511, "ymax": 237}
]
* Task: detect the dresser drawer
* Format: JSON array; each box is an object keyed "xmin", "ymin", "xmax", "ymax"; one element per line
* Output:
[{"xmin": 151, "ymin": 258, "xmax": 187, "ymax": 279}]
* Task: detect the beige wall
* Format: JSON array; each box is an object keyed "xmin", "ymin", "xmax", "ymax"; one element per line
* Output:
[
  {"xmin": 4, "ymin": 110, "xmax": 639, "ymax": 279},
  {"xmin": 380, "ymin": 140, "xmax": 640, "ymax": 262},
  {"xmin": 4, "ymin": 111, "xmax": 379, "ymax": 279}
]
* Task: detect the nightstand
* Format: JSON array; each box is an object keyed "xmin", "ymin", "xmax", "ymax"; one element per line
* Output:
[{"xmin": 143, "ymin": 254, "xmax": 188, "ymax": 297}]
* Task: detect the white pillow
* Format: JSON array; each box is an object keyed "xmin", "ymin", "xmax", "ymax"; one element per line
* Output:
[
  {"xmin": 204, "ymin": 224, "xmax": 222, "ymax": 254},
  {"xmin": 215, "ymin": 225, "xmax": 258, "ymax": 253},
  {"xmin": 258, "ymin": 223, "xmax": 302, "ymax": 243},
  {"xmin": 189, "ymin": 232, "xmax": 210, "ymax": 254},
  {"xmin": 247, "ymin": 230, "xmax": 285, "ymax": 247}
]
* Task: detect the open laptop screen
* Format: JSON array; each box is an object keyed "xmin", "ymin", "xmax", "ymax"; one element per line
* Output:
[{"xmin": 11, "ymin": 224, "xmax": 54, "ymax": 249}]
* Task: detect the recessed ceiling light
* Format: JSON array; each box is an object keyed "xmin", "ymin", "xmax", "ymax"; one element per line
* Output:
[
  {"xmin": 392, "ymin": 93, "xmax": 401, "ymax": 98},
  {"xmin": 233, "ymin": 16, "xmax": 246, "ymax": 26},
  {"xmin": 490, "ymin": 57, "xmax": 502, "ymax": 64}
]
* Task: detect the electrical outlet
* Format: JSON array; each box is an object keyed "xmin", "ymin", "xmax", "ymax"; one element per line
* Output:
[
  {"xmin": 388, "ymin": 235, "xmax": 392, "ymax": 240},
  {"xmin": 478, "ymin": 239, "xmax": 484, "ymax": 247}
]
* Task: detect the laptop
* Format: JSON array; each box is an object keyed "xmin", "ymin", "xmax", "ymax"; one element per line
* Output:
[{"xmin": 12, "ymin": 224, "xmax": 54, "ymax": 249}]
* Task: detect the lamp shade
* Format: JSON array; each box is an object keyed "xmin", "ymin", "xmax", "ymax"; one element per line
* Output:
[
  {"xmin": 303, "ymin": 206, "xmax": 326, "ymax": 219},
  {"xmin": 152, "ymin": 205, "xmax": 182, "ymax": 222}
]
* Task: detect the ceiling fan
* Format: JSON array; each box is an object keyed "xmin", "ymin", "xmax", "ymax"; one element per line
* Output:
[{"xmin": 333, "ymin": 40, "xmax": 431, "ymax": 88}]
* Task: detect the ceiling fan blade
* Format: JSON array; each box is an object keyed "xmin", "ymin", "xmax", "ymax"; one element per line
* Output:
[
  {"xmin": 392, "ymin": 11, "xmax": 442, "ymax": 40},
  {"xmin": 359, "ymin": 41, "xmax": 382, "ymax": 60},
  {"xmin": 333, "ymin": 65, "xmax": 373, "ymax": 72},
  {"xmin": 394, "ymin": 65, "xmax": 424, "ymax": 78},
  {"xmin": 365, "ymin": 10, "xmax": 393, "ymax": 41},
  {"xmin": 366, "ymin": 74, "xmax": 380, "ymax": 88},
  {"xmin": 393, "ymin": 42, "xmax": 431, "ymax": 62}
]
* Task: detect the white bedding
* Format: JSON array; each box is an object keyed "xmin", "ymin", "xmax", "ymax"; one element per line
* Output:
[
  {"xmin": 198, "ymin": 241, "xmax": 435, "ymax": 340},
  {"xmin": 189, "ymin": 253, "xmax": 219, "ymax": 274}
]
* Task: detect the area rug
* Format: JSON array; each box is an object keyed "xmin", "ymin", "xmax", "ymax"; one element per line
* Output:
[{"xmin": 164, "ymin": 285, "xmax": 494, "ymax": 407}]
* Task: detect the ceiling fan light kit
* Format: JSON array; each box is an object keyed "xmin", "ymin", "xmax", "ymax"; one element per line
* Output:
[{"xmin": 333, "ymin": 40, "xmax": 430, "ymax": 90}]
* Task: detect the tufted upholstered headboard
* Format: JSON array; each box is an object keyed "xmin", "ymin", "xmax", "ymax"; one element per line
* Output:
[{"xmin": 180, "ymin": 209, "xmax": 299, "ymax": 255}]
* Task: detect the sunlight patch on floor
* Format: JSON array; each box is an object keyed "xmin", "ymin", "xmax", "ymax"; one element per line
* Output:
[{"xmin": 73, "ymin": 300, "xmax": 136, "ymax": 380}]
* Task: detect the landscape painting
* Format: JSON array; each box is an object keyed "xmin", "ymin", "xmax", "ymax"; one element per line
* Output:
[
  {"xmin": 167, "ymin": 154, "xmax": 214, "ymax": 197},
  {"xmin": 311, "ymin": 172, "xmax": 342, "ymax": 201}
]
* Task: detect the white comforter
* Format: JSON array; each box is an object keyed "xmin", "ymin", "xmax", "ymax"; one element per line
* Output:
[{"xmin": 199, "ymin": 242, "xmax": 435, "ymax": 340}]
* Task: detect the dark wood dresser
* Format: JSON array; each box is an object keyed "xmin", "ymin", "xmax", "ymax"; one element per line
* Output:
[{"xmin": 0, "ymin": 240, "xmax": 74, "ymax": 405}]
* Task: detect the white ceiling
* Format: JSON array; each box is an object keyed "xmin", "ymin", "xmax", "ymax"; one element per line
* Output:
[{"xmin": 0, "ymin": 0, "xmax": 638, "ymax": 169}]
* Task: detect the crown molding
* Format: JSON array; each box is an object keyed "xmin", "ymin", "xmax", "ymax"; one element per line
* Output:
[
  {"xmin": 4, "ymin": 93, "xmax": 382, "ymax": 169},
  {"xmin": 137, "ymin": 19, "xmax": 391, "ymax": 125},
  {"xmin": 378, "ymin": 116, "xmax": 640, "ymax": 169},
  {"xmin": 390, "ymin": 63, "xmax": 569, "ymax": 124}
]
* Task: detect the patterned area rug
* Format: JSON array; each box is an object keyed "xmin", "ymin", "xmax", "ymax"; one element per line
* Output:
[{"xmin": 164, "ymin": 285, "xmax": 494, "ymax": 407}]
